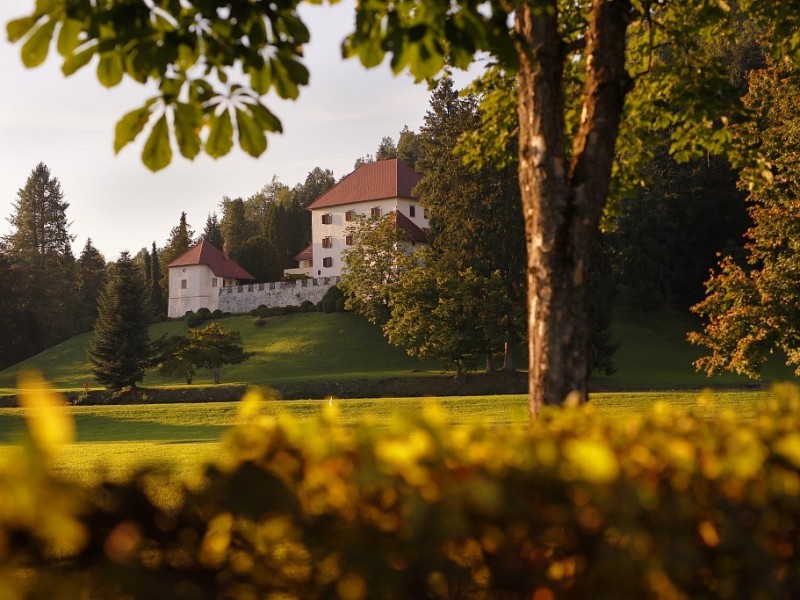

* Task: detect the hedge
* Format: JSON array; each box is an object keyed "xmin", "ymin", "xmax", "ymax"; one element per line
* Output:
[{"xmin": 3, "ymin": 377, "xmax": 800, "ymax": 599}]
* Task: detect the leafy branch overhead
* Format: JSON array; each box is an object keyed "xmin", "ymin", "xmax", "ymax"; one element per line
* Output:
[
  {"xmin": 4, "ymin": 0, "xmax": 509, "ymax": 172},
  {"xmin": 7, "ymin": 0, "xmax": 303, "ymax": 171}
]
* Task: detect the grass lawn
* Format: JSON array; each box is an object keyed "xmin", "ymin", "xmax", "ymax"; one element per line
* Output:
[
  {"xmin": 591, "ymin": 305, "xmax": 798, "ymax": 390},
  {"xmin": 0, "ymin": 313, "xmax": 439, "ymax": 394},
  {"xmin": 0, "ymin": 389, "xmax": 779, "ymax": 484},
  {"xmin": 2, "ymin": 307, "xmax": 797, "ymax": 399}
]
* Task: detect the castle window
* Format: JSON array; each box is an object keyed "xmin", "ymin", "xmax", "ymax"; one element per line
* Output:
[
  {"xmin": 322, "ymin": 237, "xmax": 333, "ymax": 248},
  {"xmin": 323, "ymin": 257, "xmax": 333, "ymax": 268},
  {"xmin": 371, "ymin": 206, "xmax": 381, "ymax": 218},
  {"xmin": 321, "ymin": 213, "xmax": 333, "ymax": 224}
]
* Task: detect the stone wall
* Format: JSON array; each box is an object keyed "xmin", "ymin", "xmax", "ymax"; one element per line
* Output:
[{"xmin": 218, "ymin": 277, "xmax": 339, "ymax": 314}]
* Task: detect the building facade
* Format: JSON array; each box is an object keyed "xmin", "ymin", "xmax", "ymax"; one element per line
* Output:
[
  {"xmin": 286, "ymin": 158, "xmax": 429, "ymax": 278},
  {"xmin": 167, "ymin": 240, "xmax": 255, "ymax": 318}
]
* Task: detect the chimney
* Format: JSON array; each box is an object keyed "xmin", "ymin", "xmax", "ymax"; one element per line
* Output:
[{"xmin": 223, "ymin": 241, "xmax": 229, "ymax": 260}]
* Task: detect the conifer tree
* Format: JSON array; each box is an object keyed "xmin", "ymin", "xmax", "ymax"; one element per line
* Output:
[
  {"xmin": 76, "ymin": 238, "xmax": 106, "ymax": 323},
  {"xmin": 220, "ymin": 198, "xmax": 254, "ymax": 259},
  {"xmin": 414, "ymin": 79, "xmax": 527, "ymax": 371},
  {"xmin": 8, "ymin": 162, "xmax": 73, "ymax": 256},
  {"xmin": 202, "ymin": 212, "xmax": 225, "ymax": 249},
  {"xmin": 150, "ymin": 241, "xmax": 165, "ymax": 318},
  {"xmin": 5, "ymin": 163, "xmax": 78, "ymax": 354},
  {"xmin": 88, "ymin": 252, "xmax": 151, "ymax": 390}
]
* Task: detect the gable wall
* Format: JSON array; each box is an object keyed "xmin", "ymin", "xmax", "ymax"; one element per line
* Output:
[{"xmin": 311, "ymin": 197, "xmax": 428, "ymax": 278}]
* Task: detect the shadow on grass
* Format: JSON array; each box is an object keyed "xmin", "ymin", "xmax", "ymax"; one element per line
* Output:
[{"xmin": 0, "ymin": 414, "xmax": 227, "ymax": 443}]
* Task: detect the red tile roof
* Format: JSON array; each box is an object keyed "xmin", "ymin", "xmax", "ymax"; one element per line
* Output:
[
  {"xmin": 307, "ymin": 158, "xmax": 421, "ymax": 210},
  {"xmin": 294, "ymin": 243, "xmax": 313, "ymax": 261},
  {"xmin": 392, "ymin": 211, "xmax": 428, "ymax": 243},
  {"xmin": 167, "ymin": 239, "xmax": 255, "ymax": 281}
]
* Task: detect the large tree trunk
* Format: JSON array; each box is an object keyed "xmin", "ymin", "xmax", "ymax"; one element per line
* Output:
[{"xmin": 516, "ymin": 1, "xmax": 632, "ymax": 416}]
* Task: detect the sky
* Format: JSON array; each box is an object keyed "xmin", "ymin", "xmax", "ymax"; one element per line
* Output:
[{"xmin": 0, "ymin": 1, "xmax": 479, "ymax": 260}]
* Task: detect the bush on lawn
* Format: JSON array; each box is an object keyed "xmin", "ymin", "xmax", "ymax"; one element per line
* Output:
[{"xmin": 5, "ymin": 379, "xmax": 800, "ymax": 599}]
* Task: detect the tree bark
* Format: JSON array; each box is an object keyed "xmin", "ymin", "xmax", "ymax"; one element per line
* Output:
[
  {"xmin": 516, "ymin": 1, "xmax": 632, "ymax": 416},
  {"xmin": 485, "ymin": 353, "xmax": 495, "ymax": 373},
  {"xmin": 503, "ymin": 341, "xmax": 514, "ymax": 372}
]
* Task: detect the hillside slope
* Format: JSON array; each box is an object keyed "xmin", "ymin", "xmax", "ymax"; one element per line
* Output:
[
  {"xmin": 0, "ymin": 313, "xmax": 438, "ymax": 392},
  {"xmin": 1, "ymin": 308, "xmax": 796, "ymax": 395}
]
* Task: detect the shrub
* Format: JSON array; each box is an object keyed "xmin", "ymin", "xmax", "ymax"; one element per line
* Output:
[
  {"xmin": 185, "ymin": 311, "xmax": 203, "ymax": 328},
  {"xmin": 211, "ymin": 309, "xmax": 223, "ymax": 319},
  {"xmin": 251, "ymin": 305, "xmax": 286, "ymax": 318},
  {"xmin": 196, "ymin": 307, "xmax": 212, "ymax": 321},
  {"xmin": 300, "ymin": 300, "xmax": 316, "ymax": 313},
  {"xmin": 335, "ymin": 296, "xmax": 346, "ymax": 312},
  {"xmin": 321, "ymin": 297, "xmax": 336, "ymax": 313},
  {"xmin": 7, "ymin": 385, "xmax": 800, "ymax": 598},
  {"xmin": 321, "ymin": 284, "xmax": 344, "ymax": 304},
  {"xmin": 253, "ymin": 317, "xmax": 266, "ymax": 327}
]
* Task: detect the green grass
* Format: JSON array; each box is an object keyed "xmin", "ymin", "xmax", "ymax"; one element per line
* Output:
[
  {"xmin": 591, "ymin": 305, "xmax": 797, "ymax": 390},
  {"xmin": 0, "ymin": 390, "xmax": 779, "ymax": 484},
  {"xmin": 1, "ymin": 307, "xmax": 797, "ymax": 396},
  {"xmin": 0, "ymin": 313, "xmax": 438, "ymax": 393}
]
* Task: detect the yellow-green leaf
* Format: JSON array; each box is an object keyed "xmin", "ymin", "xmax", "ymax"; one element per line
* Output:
[
  {"xmin": 61, "ymin": 43, "xmax": 95, "ymax": 75},
  {"xmin": 174, "ymin": 102, "xmax": 202, "ymax": 159},
  {"xmin": 114, "ymin": 105, "xmax": 152, "ymax": 154},
  {"xmin": 141, "ymin": 115, "xmax": 172, "ymax": 172},
  {"xmin": 21, "ymin": 18, "xmax": 56, "ymax": 68},
  {"xmin": 7, "ymin": 16, "xmax": 38, "ymax": 43},
  {"xmin": 563, "ymin": 439, "xmax": 620, "ymax": 484},
  {"xmin": 97, "ymin": 52, "xmax": 123, "ymax": 87},
  {"xmin": 775, "ymin": 433, "xmax": 800, "ymax": 469},
  {"xmin": 17, "ymin": 371, "xmax": 75, "ymax": 454},
  {"xmin": 236, "ymin": 107, "xmax": 267, "ymax": 158},
  {"xmin": 56, "ymin": 18, "xmax": 83, "ymax": 56},
  {"xmin": 206, "ymin": 109, "xmax": 234, "ymax": 159}
]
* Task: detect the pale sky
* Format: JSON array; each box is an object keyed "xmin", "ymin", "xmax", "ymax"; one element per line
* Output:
[{"xmin": 0, "ymin": 1, "xmax": 478, "ymax": 260}]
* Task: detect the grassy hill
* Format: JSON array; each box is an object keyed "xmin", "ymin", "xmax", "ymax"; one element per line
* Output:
[
  {"xmin": 0, "ymin": 313, "xmax": 440, "ymax": 394},
  {"xmin": 0, "ymin": 307, "xmax": 796, "ymax": 397},
  {"xmin": 594, "ymin": 305, "xmax": 796, "ymax": 390}
]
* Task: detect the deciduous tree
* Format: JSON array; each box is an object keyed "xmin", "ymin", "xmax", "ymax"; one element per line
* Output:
[
  {"xmin": 186, "ymin": 323, "xmax": 249, "ymax": 384},
  {"xmin": 339, "ymin": 214, "xmax": 415, "ymax": 326},
  {"xmin": 690, "ymin": 63, "xmax": 800, "ymax": 378}
]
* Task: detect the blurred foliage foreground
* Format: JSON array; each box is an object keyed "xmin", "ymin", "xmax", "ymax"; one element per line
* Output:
[{"xmin": 3, "ymin": 374, "xmax": 800, "ymax": 599}]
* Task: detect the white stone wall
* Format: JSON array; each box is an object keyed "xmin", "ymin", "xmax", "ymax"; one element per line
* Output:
[
  {"xmin": 311, "ymin": 197, "xmax": 428, "ymax": 278},
  {"xmin": 218, "ymin": 278, "xmax": 339, "ymax": 314}
]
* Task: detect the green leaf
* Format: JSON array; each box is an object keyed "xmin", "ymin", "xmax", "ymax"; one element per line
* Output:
[
  {"xmin": 248, "ymin": 63, "xmax": 272, "ymax": 95},
  {"xmin": 235, "ymin": 107, "xmax": 267, "ymax": 158},
  {"xmin": 61, "ymin": 44, "xmax": 95, "ymax": 75},
  {"xmin": 21, "ymin": 18, "xmax": 56, "ymax": 68},
  {"xmin": 56, "ymin": 18, "xmax": 83, "ymax": 56},
  {"xmin": 174, "ymin": 103, "xmax": 202, "ymax": 160},
  {"xmin": 7, "ymin": 16, "xmax": 38, "ymax": 43},
  {"xmin": 141, "ymin": 115, "xmax": 172, "ymax": 172},
  {"xmin": 97, "ymin": 52, "xmax": 124, "ymax": 87},
  {"xmin": 250, "ymin": 103, "xmax": 283, "ymax": 134},
  {"xmin": 114, "ymin": 105, "xmax": 152, "ymax": 154},
  {"xmin": 206, "ymin": 109, "xmax": 234, "ymax": 159}
]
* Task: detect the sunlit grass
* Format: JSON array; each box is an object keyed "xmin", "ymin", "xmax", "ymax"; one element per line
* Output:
[{"xmin": 0, "ymin": 390, "xmax": 776, "ymax": 485}]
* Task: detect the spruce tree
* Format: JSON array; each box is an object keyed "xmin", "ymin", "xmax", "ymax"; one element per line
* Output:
[
  {"xmin": 150, "ymin": 242, "xmax": 165, "ymax": 318},
  {"xmin": 76, "ymin": 238, "xmax": 107, "ymax": 323},
  {"xmin": 88, "ymin": 252, "xmax": 151, "ymax": 390},
  {"xmin": 6, "ymin": 163, "xmax": 78, "ymax": 354},
  {"xmin": 202, "ymin": 212, "xmax": 225, "ymax": 249}
]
